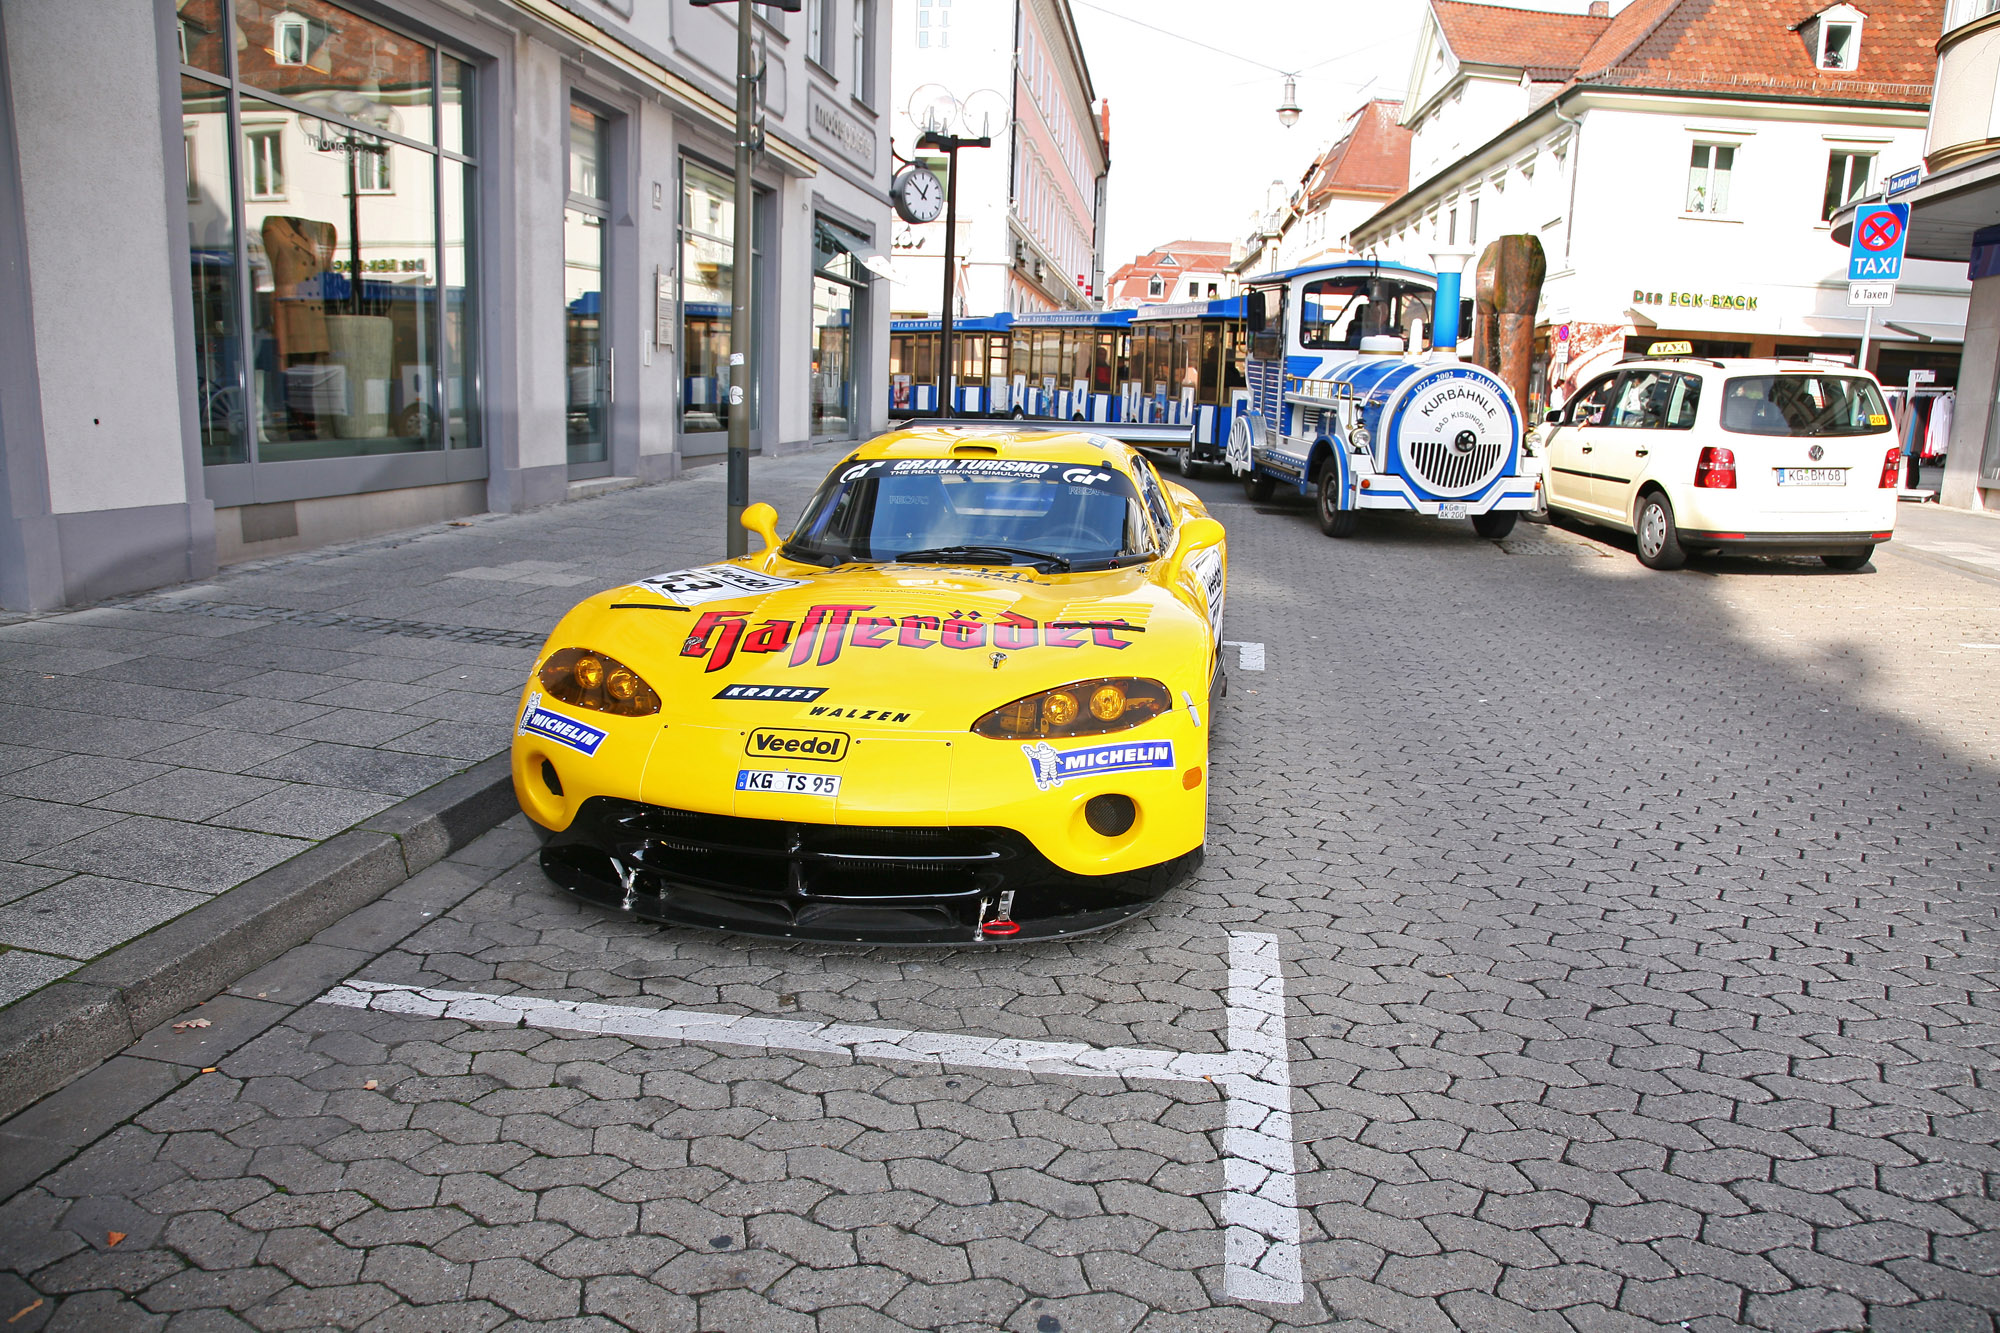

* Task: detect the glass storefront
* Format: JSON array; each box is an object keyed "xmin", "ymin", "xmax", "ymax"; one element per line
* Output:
[
  {"xmin": 565, "ymin": 106, "xmax": 609, "ymax": 474},
  {"xmin": 811, "ymin": 217, "xmax": 868, "ymax": 439},
  {"xmin": 177, "ymin": 0, "xmax": 479, "ymax": 472},
  {"xmin": 680, "ymin": 160, "xmax": 737, "ymax": 438}
]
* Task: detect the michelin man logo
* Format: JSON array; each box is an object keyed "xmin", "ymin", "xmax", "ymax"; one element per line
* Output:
[{"xmin": 1024, "ymin": 741, "xmax": 1063, "ymax": 791}]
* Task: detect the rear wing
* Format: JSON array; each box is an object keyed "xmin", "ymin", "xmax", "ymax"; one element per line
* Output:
[{"xmin": 883, "ymin": 419, "xmax": 1195, "ymax": 449}]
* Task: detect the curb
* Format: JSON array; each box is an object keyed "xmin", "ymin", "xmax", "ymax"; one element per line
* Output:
[{"xmin": 0, "ymin": 753, "xmax": 518, "ymax": 1122}]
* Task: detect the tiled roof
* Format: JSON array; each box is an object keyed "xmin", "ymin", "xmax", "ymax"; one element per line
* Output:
[
  {"xmin": 1432, "ymin": 0, "xmax": 1939, "ymax": 107},
  {"xmin": 1431, "ymin": 0, "xmax": 1609, "ymax": 75},
  {"xmin": 1307, "ymin": 100, "xmax": 1412, "ymax": 200},
  {"xmin": 1574, "ymin": 0, "xmax": 1940, "ymax": 106}
]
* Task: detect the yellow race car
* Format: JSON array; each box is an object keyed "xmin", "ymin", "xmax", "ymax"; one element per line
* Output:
[{"xmin": 511, "ymin": 424, "xmax": 1228, "ymax": 944}]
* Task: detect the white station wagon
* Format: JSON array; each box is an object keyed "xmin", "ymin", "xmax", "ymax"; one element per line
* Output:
[{"xmin": 1540, "ymin": 347, "xmax": 1901, "ymax": 570}]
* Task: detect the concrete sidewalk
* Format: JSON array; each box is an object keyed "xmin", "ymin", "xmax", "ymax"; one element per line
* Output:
[{"xmin": 0, "ymin": 448, "xmax": 841, "ymax": 1012}]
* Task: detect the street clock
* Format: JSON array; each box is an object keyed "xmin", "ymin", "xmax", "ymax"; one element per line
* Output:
[{"xmin": 891, "ymin": 165, "xmax": 944, "ymax": 224}]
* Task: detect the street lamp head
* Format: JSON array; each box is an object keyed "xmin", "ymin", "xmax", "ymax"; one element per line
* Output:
[{"xmin": 1276, "ymin": 75, "xmax": 1301, "ymax": 128}]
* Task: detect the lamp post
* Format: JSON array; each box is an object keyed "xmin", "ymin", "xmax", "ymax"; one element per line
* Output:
[{"xmin": 915, "ymin": 117, "xmax": 990, "ymax": 419}]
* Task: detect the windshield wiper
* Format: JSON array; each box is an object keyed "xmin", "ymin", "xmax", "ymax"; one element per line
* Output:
[{"xmin": 895, "ymin": 545, "xmax": 1072, "ymax": 573}]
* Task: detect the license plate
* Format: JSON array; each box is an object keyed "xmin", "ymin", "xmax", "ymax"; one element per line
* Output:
[
  {"xmin": 1775, "ymin": 468, "xmax": 1847, "ymax": 486},
  {"xmin": 736, "ymin": 770, "xmax": 841, "ymax": 796},
  {"xmin": 1438, "ymin": 503, "xmax": 1468, "ymax": 519}
]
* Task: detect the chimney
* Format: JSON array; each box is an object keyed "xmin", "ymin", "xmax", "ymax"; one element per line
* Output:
[{"xmin": 1588, "ymin": 1, "xmax": 1609, "ymax": 14}]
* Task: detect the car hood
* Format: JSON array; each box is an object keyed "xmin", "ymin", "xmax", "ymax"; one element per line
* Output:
[{"xmin": 544, "ymin": 560, "xmax": 1207, "ymax": 734}]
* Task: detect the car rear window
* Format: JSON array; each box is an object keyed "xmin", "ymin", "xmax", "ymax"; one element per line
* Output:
[{"xmin": 1719, "ymin": 375, "xmax": 1891, "ymax": 437}]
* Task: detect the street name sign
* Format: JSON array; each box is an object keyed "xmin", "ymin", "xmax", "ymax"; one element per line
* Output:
[
  {"xmin": 1849, "ymin": 201, "xmax": 1909, "ymax": 307},
  {"xmin": 1886, "ymin": 166, "xmax": 1922, "ymax": 197}
]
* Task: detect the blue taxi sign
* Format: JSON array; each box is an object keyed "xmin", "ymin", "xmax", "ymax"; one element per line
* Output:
[{"xmin": 1849, "ymin": 203, "xmax": 1909, "ymax": 283}]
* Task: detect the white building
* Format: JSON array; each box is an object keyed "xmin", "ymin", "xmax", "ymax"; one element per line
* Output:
[
  {"xmin": 1253, "ymin": 100, "xmax": 1412, "ymax": 276},
  {"xmin": 1349, "ymin": 0, "xmax": 1966, "ymax": 419},
  {"xmin": 0, "ymin": 0, "xmax": 894, "ymax": 610},
  {"xmin": 887, "ymin": 0, "xmax": 1108, "ymax": 317}
]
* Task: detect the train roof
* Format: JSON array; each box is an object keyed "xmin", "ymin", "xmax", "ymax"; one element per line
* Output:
[
  {"xmin": 889, "ymin": 313, "xmax": 1016, "ymax": 333},
  {"xmin": 1133, "ymin": 295, "xmax": 1246, "ymax": 322},
  {"xmin": 1010, "ymin": 308, "xmax": 1135, "ymax": 328},
  {"xmin": 1246, "ymin": 259, "xmax": 1437, "ymax": 287}
]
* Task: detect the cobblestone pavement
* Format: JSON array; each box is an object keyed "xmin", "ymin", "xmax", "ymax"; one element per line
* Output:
[
  {"xmin": 2, "ymin": 471, "xmax": 1997, "ymax": 1332},
  {"xmin": 0, "ymin": 452, "xmax": 839, "ymax": 1007}
]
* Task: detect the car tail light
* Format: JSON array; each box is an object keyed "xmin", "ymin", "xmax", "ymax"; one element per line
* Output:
[
  {"xmin": 1694, "ymin": 446, "xmax": 1736, "ymax": 489},
  {"xmin": 1879, "ymin": 445, "xmax": 1902, "ymax": 489}
]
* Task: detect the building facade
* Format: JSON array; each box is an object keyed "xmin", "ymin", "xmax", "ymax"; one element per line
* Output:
[
  {"xmin": 1348, "ymin": 0, "xmax": 1966, "ymax": 421},
  {"xmin": 0, "ymin": 0, "xmax": 894, "ymax": 611},
  {"xmin": 886, "ymin": 0, "xmax": 1107, "ymax": 318},
  {"xmin": 1846, "ymin": 0, "xmax": 2000, "ymax": 511},
  {"xmin": 1105, "ymin": 240, "xmax": 1235, "ymax": 309}
]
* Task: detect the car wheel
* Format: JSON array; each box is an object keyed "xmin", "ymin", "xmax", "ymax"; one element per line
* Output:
[
  {"xmin": 1177, "ymin": 446, "xmax": 1203, "ymax": 480},
  {"xmin": 1243, "ymin": 471, "xmax": 1276, "ymax": 503},
  {"xmin": 1471, "ymin": 511, "xmax": 1518, "ymax": 540},
  {"xmin": 1315, "ymin": 463, "xmax": 1358, "ymax": 537},
  {"xmin": 1822, "ymin": 549, "xmax": 1873, "ymax": 571},
  {"xmin": 1634, "ymin": 492, "xmax": 1686, "ymax": 570}
]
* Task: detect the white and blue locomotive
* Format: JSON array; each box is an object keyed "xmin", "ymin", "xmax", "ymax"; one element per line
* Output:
[{"xmin": 1226, "ymin": 259, "xmax": 1539, "ymax": 539}]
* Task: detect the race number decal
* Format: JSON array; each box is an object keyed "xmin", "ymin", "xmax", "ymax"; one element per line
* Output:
[
  {"xmin": 638, "ymin": 564, "xmax": 805, "ymax": 607},
  {"xmin": 1187, "ymin": 546, "xmax": 1226, "ymax": 636}
]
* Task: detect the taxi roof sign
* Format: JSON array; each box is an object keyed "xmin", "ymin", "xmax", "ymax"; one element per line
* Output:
[{"xmin": 1646, "ymin": 341, "xmax": 1694, "ymax": 357}]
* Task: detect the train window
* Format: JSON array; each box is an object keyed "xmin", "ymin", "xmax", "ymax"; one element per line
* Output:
[
  {"xmin": 1226, "ymin": 324, "xmax": 1248, "ymax": 390},
  {"xmin": 1197, "ymin": 325, "xmax": 1222, "ymax": 403},
  {"xmin": 1249, "ymin": 290, "xmax": 1284, "ymax": 360},
  {"xmin": 1299, "ymin": 279, "xmax": 1372, "ymax": 349},
  {"xmin": 958, "ymin": 334, "xmax": 985, "ymax": 384},
  {"xmin": 1094, "ymin": 332, "xmax": 1115, "ymax": 392},
  {"xmin": 987, "ymin": 336, "xmax": 1009, "ymax": 384}
]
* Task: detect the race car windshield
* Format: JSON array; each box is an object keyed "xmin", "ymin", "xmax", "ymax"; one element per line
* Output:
[
  {"xmin": 1720, "ymin": 376, "xmax": 1892, "ymax": 437},
  {"xmin": 783, "ymin": 459, "xmax": 1155, "ymax": 570}
]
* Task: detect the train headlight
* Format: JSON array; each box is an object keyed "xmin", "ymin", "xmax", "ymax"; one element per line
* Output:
[{"xmin": 1348, "ymin": 424, "xmax": 1372, "ymax": 452}]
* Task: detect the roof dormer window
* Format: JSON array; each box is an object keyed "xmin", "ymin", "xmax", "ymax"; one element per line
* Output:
[{"xmin": 1800, "ymin": 5, "xmax": 1866, "ymax": 71}]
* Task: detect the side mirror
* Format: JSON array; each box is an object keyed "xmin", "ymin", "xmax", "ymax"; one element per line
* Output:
[
  {"xmin": 740, "ymin": 502, "xmax": 781, "ymax": 553},
  {"xmin": 1544, "ymin": 409, "xmax": 1563, "ymax": 424},
  {"xmin": 1165, "ymin": 515, "xmax": 1225, "ymax": 585}
]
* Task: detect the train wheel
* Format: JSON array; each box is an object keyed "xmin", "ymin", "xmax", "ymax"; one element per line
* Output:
[
  {"xmin": 1315, "ymin": 466, "xmax": 1358, "ymax": 537},
  {"xmin": 1471, "ymin": 511, "xmax": 1518, "ymax": 540},
  {"xmin": 1243, "ymin": 471, "xmax": 1276, "ymax": 503},
  {"xmin": 1177, "ymin": 446, "xmax": 1203, "ymax": 480}
]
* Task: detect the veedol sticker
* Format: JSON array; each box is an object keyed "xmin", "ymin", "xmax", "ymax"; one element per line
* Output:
[
  {"xmin": 519, "ymin": 693, "xmax": 608, "ymax": 756},
  {"xmin": 1021, "ymin": 739, "xmax": 1175, "ymax": 791},
  {"xmin": 639, "ymin": 564, "xmax": 805, "ymax": 607}
]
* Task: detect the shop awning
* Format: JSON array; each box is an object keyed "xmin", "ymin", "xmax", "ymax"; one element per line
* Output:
[
  {"xmin": 1831, "ymin": 154, "xmax": 2000, "ymax": 264},
  {"xmin": 1794, "ymin": 314, "xmax": 1963, "ymax": 343}
]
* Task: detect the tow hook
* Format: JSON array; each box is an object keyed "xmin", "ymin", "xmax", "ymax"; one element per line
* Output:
[
  {"xmin": 981, "ymin": 890, "xmax": 1020, "ymax": 938},
  {"xmin": 615, "ymin": 860, "xmax": 640, "ymax": 912}
]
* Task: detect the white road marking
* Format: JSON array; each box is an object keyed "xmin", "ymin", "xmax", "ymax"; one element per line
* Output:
[
  {"xmin": 1223, "ymin": 641, "xmax": 1267, "ymax": 671},
  {"xmin": 316, "ymin": 929, "xmax": 1303, "ymax": 1305}
]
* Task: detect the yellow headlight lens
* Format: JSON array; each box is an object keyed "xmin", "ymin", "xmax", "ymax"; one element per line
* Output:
[
  {"xmin": 972, "ymin": 678, "xmax": 1171, "ymax": 740},
  {"xmin": 1042, "ymin": 691, "xmax": 1080, "ymax": 727},
  {"xmin": 537, "ymin": 647, "xmax": 661, "ymax": 717}
]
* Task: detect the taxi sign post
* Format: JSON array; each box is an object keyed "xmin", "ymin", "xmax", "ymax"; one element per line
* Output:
[{"xmin": 1849, "ymin": 196, "xmax": 1909, "ymax": 372}]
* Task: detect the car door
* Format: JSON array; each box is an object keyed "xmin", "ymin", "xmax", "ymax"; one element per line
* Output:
[
  {"xmin": 1544, "ymin": 373, "xmax": 1622, "ymax": 519},
  {"xmin": 1596, "ymin": 370, "xmax": 1699, "ymax": 527}
]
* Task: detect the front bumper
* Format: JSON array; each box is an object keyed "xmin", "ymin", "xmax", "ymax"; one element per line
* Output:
[{"xmin": 538, "ymin": 795, "xmax": 1202, "ymax": 945}]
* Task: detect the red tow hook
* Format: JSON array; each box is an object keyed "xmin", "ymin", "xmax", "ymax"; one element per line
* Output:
[{"xmin": 981, "ymin": 891, "xmax": 1021, "ymax": 938}]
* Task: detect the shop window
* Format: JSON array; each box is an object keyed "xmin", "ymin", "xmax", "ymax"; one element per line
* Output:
[
  {"xmin": 681, "ymin": 159, "xmax": 764, "ymax": 441},
  {"xmin": 1822, "ymin": 150, "xmax": 1873, "ymax": 221},
  {"xmin": 181, "ymin": 0, "xmax": 480, "ymax": 475},
  {"xmin": 566, "ymin": 106, "xmax": 611, "ymax": 475},
  {"xmin": 811, "ymin": 216, "xmax": 869, "ymax": 438},
  {"xmin": 1686, "ymin": 143, "xmax": 1735, "ymax": 215}
]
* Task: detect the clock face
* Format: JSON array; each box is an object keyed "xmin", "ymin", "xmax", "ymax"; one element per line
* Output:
[{"xmin": 894, "ymin": 167, "xmax": 944, "ymax": 224}]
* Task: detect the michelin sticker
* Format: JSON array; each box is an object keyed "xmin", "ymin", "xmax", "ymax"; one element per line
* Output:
[
  {"xmin": 519, "ymin": 692, "xmax": 607, "ymax": 756},
  {"xmin": 639, "ymin": 564, "xmax": 805, "ymax": 607},
  {"xmin": 1022, "ymin": 739, "xmax": 1175, "ymax": 791}
]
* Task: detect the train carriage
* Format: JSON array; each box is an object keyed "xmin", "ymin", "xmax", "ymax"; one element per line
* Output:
[
  {"xmin": 1130, "ymin": 296, "xmax": 1249, "ymax": 477},
  {"xmin": 887, "ymin": 313, "xmax": 1015, "ymax": 418},
  {"xmin": 1006, "ymin": 309, "xmax": 1135, "ymax": 423}
]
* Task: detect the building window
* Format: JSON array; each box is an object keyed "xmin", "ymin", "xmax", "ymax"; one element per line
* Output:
[
  {"xmin": 915, "ymin": 0, "xmax": 949, "ymax": 47},
  {"xmin": 1147, "ymin": 275, "xmax": 1163, "ymax": 298},
  {"xmin": 809, "ymin": 0, "xmax": 835, "ymax": 70},
  {"xmin": 1823, "ymin": 150, "xmax": 1873, "ymax": 220},
  {"xmin": 811, "ymin": 217, "xmax": 869, "ymax": 438},
  {"xmin": 244, "ymin": 126, "xmax": 285, "ymax": 200},
  {"xmin": 178, "ymin": 2, "xmax": 481, "ymax": 474},
  {"xmin": 1686, "ymin": 143, "xmax": 1735, "ymax": 215},
  {"xmin": 1468, "ymin": 197, "xmax": 1479, "ymax": 245},
  {"xmin": 1448, "ymin": 207, "xmax": 1458, "ymax": 245},
  {"xmin": 1818, "ymin": 17, "xmax": 1861, "ymax": 68},
  {"xmin": 852, "ymin": 0, "xmax": 874, "ymax": 105},
  {"xmin": 566, "ymin": 105, "xmax": 611, "ymax": 475},
  {"xmin": 1187, "ymin": 281, "xmax": 1197, "ymax": 298}
]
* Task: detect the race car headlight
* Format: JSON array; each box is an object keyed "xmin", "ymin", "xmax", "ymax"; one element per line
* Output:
[
  {"xmin": 538, "ymin": 647, "xmax": 662, "ymax": 717},
  {"xmin": 972, "ymin": 677, "xmax": 1170, "ymax": 740}
]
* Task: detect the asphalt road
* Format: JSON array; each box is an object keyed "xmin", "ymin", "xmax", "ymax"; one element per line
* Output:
[{"xmin": 3, "ymin": 471, "xmax": 1997, "ymax": 1333}]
